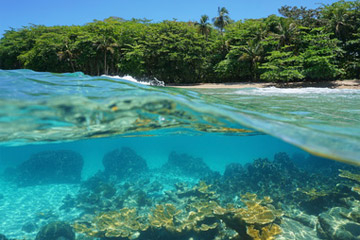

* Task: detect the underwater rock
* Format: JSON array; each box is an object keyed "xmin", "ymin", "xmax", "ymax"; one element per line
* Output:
[
  {"xmin": 102, "ymin": 147, "xmax": 148, "ymax": 179},
  {"xmin": 277, "ymin": 217, "xmax": 321, "ymax": 240},
  {"xmin": 0, "ymin": 234, "xmax": 8, "ymax": 240},
  {"xmin": 317, "ymin": 207, "xmax": 360, "ymax": 240},
  {"xmin": 22, "ymin": 221, "xmax": 38, "ymax": 233},
  {"xmin": 35, "ymin": 221, "xmax": 75, "ymax": 240},
  {"xmin": 222, "ymin": 152, "xmax": 307, "ymax": 201},
  {"xmin": 15, "ymin": 150, "xmax": 83, "ymax": 186},
  {"xmin": 220, "ymin": 151, "xmax": 358, "ymax": 216},
  {"xmin": 162, "ymin": 151, "xmax": 214, "ymax": 178}
]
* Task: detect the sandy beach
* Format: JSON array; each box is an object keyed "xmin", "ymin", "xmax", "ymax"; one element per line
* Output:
[{"xmin": 169, "ymin": 79, "xmax": 360, "ymax": 89}]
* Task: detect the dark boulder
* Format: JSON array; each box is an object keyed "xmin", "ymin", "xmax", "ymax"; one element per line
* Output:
[
  {"xmin": 0, "ymin": 234, "xmax": 8, "ymax": 240},
  {"xmin": 102, "ymin": 147, "xmax": 148, "ymax": 178},
  {"xmin": 162, "ymin": 151, "xmax": 214, "ymax": 178},
  {"xmin": 16, "ymin": 150, "xmax": 83, "ymax": 186},
  {"xmin": 35, "ymin": 221, "xmax": 75, "ymax": 240}
]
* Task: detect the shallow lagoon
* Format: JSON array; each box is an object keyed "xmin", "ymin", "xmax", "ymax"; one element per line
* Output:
[{"xmin": 0, "ymin": 70, "xmax": 360, "ymax": 240}]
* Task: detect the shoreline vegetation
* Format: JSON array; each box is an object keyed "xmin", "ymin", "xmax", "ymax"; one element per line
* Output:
[{"xmin": 1, "ymin": 0, "xmax": 360, "ymax": 85}]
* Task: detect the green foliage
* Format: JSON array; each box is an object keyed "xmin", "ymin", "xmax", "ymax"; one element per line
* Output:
[
  {"xmin": 0, "ymin": 0, "xmax": 359, "ymax": 83},
  {"xmin": 260, "ymin": 49, "xmax": 304, "ymax": 82},
  {"xmin": 299, "ymin": 27, "xmax": 344, "ymax": 80}
]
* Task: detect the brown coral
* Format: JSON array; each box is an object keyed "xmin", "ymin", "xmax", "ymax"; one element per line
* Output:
[
  {"xmin": 148, "ymin": 204, "xmax": 182, "ymax": 232},
  {"xmin": 149, "ymin": 201, "xmax": 219, "ymax": 233},
  {"xmin": 74, "ymin": 208, "xmax": 147, "ymax": 239},
  {"xmin": 339, "ymin": 169, "xmax": 360, "ymax": 183},
  {"xmin": 296, "ymin": 188, "xmax": 328, "ymax": 200},
  {"xmin": 214, "ymin": 193, "xmax": 282, "ymax": 240},
  {"xmin": 246, "ymin": 224, "xmax": 282, "ymax": 240}
]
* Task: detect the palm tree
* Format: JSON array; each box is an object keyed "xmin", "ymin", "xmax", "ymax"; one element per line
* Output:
[
  {"xmin": 275, "ymin": 18, "xmax": 298, "ymax": 48},
  {"xmin": 196, "ymin": 15, "xmax": 212, "ymax": 38},
  {"xmin": 238, "ymin": 40, "xmax": 264, "ymax": 81},
  {"xmin": 94, "ymin": 35, "xmax": 118, "ymax": 75},
  {"xmin": 212, "ymin": 7, "xmax": 231, "ymax": 33}
]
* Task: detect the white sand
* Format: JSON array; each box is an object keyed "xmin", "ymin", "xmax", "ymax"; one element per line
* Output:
[{"xmin": 0, "ymin": 181, "xmax": 80, "ymax": 239}]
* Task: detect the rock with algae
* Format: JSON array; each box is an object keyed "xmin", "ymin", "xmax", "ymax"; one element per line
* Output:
[
  {"xmin": 102, "ymin": 147, "xmax": 148, "ymax": 179},
  {"xmin": 36, "ymin": 221, "xmax": 75, "ymax": 240},
  {"xmin": 161, "ymin": 151, "xmax": 215, "ymax": 178},
  {"xmin": 74, "ymin": 208, "xmax": 148, "ymax": 239}
]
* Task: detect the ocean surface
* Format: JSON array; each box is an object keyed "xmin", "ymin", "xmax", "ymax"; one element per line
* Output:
[{"xmin": 0, "ymin": 69, "xmax": 359, "ymax": 240}]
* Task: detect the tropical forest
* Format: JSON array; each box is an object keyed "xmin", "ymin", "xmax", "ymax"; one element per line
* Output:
[{"xmin": 0, "ymin": 0, "xmax": 359, "ymax": 84}]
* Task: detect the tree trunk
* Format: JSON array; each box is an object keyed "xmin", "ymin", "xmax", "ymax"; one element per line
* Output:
[{"xmin": 104, "ymin": 50, "xmax": 107, "ymax": 75}]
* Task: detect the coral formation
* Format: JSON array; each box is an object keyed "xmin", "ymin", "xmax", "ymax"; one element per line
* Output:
[
  {"xmin": 339, "ymin": 169, "xmax": 360, "ymax": 183},
  {"xmin": 74, "ymin": 208, "xmax": 147, "ymax": 239},
  {"xmin": 11, "ymin": 150, "xmax": 83, "ymax": 186},
  {"xmin": 161, "ymin": 151, "xmax": 215, "ymax": 178},
  {"xmin": 5, "ymin": 147, "xmax": 357, "ymax": 240},
  {"xmin": 296, "ymin": 188, "xmax": 328, "ymax": 200},
  {"xmin": 74, "ymin": 187, "xmax": 283, "ymax": 240},
  {"xmin": 214, "ymin": 193, "xmax": 282, "ymax": 240},
  {"xmin": 220, "ymin": 152, "xmax": 360, "ymax": 215},
  {"xmin": 35, "ymin": 221, "xmax": 75, "ymax": 240},
  {"xmin": 102, "ymin": 147, "xmax": 148, "ymax": 179}
]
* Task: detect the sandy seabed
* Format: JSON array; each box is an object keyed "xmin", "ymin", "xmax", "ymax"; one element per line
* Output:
[{"xmin": 0, "ymin": 180, "xmax": 80, "ymax": 239}]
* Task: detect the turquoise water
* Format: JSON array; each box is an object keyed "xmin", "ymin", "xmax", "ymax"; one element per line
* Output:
[{"xmin": 0, "ymin": 69, "xmax": 360, "ymax": 240}]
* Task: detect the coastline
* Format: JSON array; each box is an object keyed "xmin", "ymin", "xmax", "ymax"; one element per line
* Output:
[{"xmin": 169, "ymin": 79, "xmax": 360, "ymax": 89}]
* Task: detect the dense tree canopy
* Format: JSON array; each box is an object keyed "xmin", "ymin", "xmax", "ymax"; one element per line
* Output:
[{"xmin": 0, "ymin": 0, "xmax": 359, "ymax": 84}]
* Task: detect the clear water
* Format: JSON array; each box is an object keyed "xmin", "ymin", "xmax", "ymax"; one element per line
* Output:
[{"xmin": 0, "ymin": 69, "xmax": 359, "ymax": 240}]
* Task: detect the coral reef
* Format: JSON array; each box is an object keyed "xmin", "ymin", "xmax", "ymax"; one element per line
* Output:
[
  {"xmin": 74, "ymin": 208, "xmax": 148, "ymax": 239},
  {"xmin": 339, "ymin": 169, "xmax": 360, "ymax": 183},
  {"xmin": 3, "ymin": 147, "xmax": 356, "ymax": 240},
  {"xmin": 161, "ymin": 151, "xmax": 215, "ymax": 178},
  {"xmin": 74, "ymin": 179, "xmax": 283, "ymax": 240},
  {"xmin": 220, "ymin": 152, "xmax": 360, "ymax": 215},
  {"xmin": 102, "ymin": 147, "xmax": 148, "ymax": 179},
  {"xmin": 222, "ymin": 153, "xmax": 309, "ymax": 201},
  {"xmin": 11, "ymin": 150, "xmax": 83, "ymax": 186},
  {"xmin": 214, "ymin": 193, "xmax": 282, "ymax": 240},
  {"xmin": 35, "ymin": 221, "xmax": 75, "ymax": 240},
  {"xmin": 73, "ymin": 181, "xmax": 223, "ymax": 240}
]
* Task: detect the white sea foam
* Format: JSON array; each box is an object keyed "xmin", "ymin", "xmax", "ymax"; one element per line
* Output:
[
  {"xmin": 235, "ymin": 87, "xmax": 360, "ymax": 95},
  {"xmin": 102, "ymin": 74, "xmax": 151, "ymax": 85}
]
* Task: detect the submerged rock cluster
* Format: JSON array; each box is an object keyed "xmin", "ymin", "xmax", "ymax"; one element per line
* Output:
[
  {"xmin": 3, "ymin": 150, "xmax": 83, "ymax": 186},
  {"xmin": 1, "ymin": 147, "xmax": 360, "ymax": 240}
]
